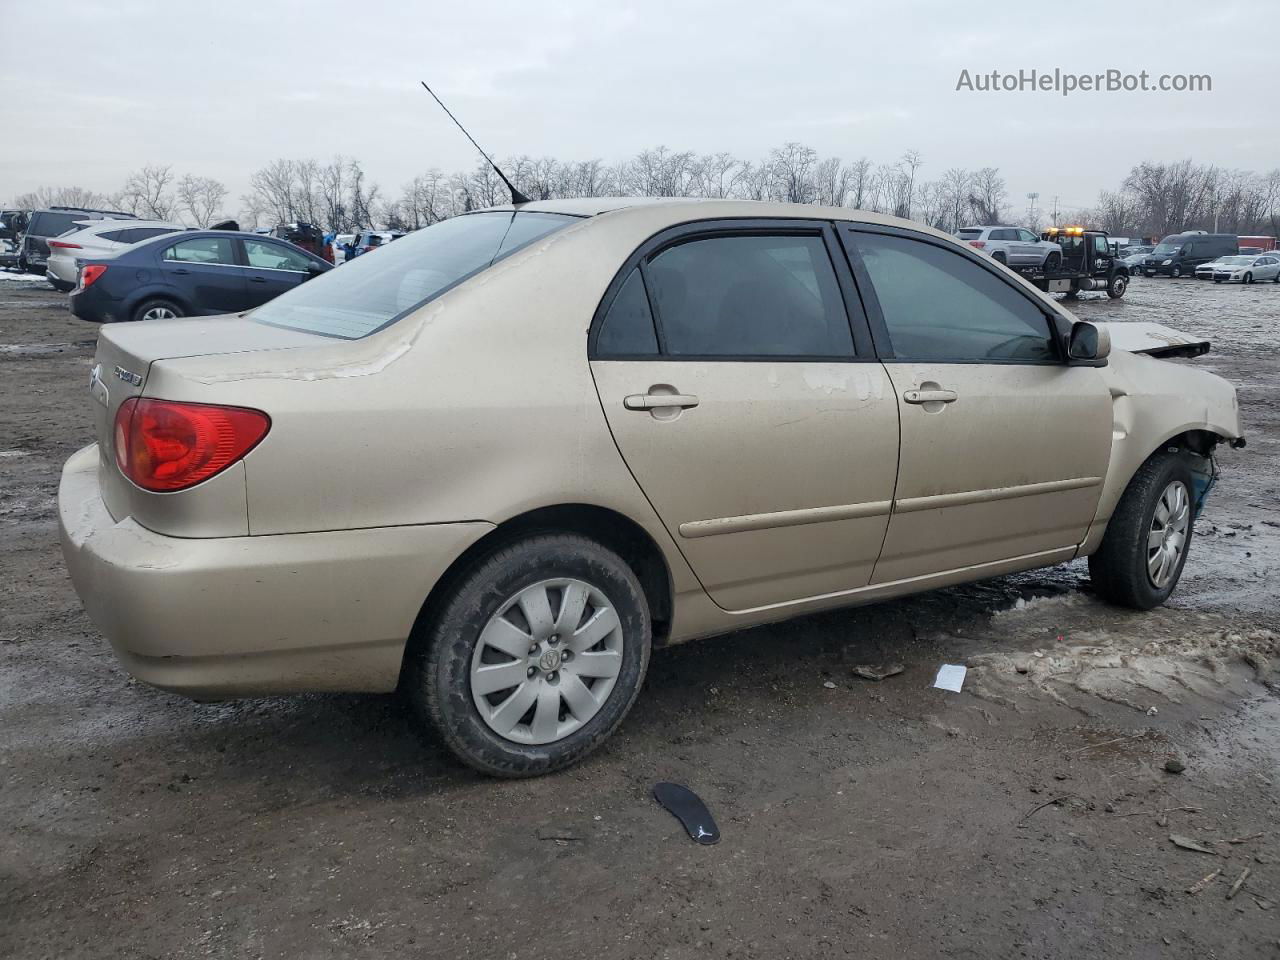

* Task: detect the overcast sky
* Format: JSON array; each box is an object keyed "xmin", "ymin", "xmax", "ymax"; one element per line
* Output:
[{"xmin": 2, "ymin": 0, "xmax": 1273, "ymax": 216}]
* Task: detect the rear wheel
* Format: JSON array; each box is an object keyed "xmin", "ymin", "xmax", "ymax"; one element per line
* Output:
[
  {"xmin": 407, "ymin": 533, "xmax": 651, "ymax": 777},
  {"xmin": 131, "ymin": 298, "xmax": 183, "ymax": 323},
  {"xmin": 992, "ymin": 251, "xmax": 1007, "ymax": 265},
  {"xmin": 1089, "ymin": 452, "xmax": 1195, "ymax": 610}
]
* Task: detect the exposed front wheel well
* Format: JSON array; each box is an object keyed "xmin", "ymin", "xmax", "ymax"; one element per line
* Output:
[{"xmin": 401, "ymin": 504, "xmax": 674, "ymax": 685}]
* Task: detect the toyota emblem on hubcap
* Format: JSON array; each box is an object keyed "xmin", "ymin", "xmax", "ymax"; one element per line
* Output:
[{"xmin": 538, "ymin": 649, "xmax": 562, "ymax": 672}]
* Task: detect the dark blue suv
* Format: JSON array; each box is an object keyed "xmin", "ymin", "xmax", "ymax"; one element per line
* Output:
[{"xmin": 69, "ymin": 230, "xmax": 331, "ymax": 323}]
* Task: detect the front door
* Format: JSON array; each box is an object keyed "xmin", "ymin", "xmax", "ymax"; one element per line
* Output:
[
  {"xmin": 842, "ymin": 226, "xmax": 1113, "ymax": 583},
  {"xmin": 240, "ymin": 237, "xmax": 314, "ymax": 308},
  {"xmin": 589, "ymin": 223, "xmax": 900, "ymax": 611}
]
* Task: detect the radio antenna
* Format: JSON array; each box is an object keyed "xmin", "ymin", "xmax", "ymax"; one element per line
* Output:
[{"xmin": 420, "ymin": 81, "xmax": 530, "ymax": 206}]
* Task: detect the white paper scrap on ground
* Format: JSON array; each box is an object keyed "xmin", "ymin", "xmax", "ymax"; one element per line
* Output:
[{"xmin": 933, "ymin": 664, "xmax": 967, "ymax": 692}]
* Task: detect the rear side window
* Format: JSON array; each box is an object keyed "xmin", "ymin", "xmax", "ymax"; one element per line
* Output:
[
  {"xmin": 253, "ymin": 211, "xmax": 577, "ymax": 339},
  {"xmin": 852, "ymin": 232, "xmax": 1054, "ymax": 363},
  {"xmin": 127, "ymin": 227, "xmax": 178, "ymax": 244},
  {"xmin": 596, "ymin": 269, "xmax": 658, "ymax": 356},
  {"xmin": 644, "ymin": 234, "xmax": 853, "ymax": 358},
  {"xmin": 164, "ymin": 236, "xmax": 236, "ymax": 265},
  {"xmin": 98, "ymin": 229, "xmax": 131, "ymax": 243}
]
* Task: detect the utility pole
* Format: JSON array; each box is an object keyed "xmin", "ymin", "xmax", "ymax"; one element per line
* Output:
[{"xmin": 1026, "ymin": 192, "xmax": 1039, "ymax": 227}]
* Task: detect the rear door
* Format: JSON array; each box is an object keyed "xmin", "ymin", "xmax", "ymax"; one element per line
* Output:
[
  {"xmin": 240, "ymin": 237, "xmax": 314, "ymax": 307},
  {"xmin": 159, "ymin": 235, "xmax": 248, "ymax": 314},
  {"xmin": 589, "ymin": 220, "xmax": 900, "ymax": 611},
  {"xmin": 841, "ymin": 226, "xmax": 1112, "ymax": 583}
]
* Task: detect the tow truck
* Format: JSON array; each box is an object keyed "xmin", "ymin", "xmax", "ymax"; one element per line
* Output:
[{"xmin": 1010, "ymin": 225, "xmax": 1130, "ymax": 299}]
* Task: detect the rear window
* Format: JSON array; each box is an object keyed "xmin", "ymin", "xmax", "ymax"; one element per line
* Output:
[
  {"xmin": 29, "ymin": 212, "xmax": 87, "ymax": 238},
  {"xmin": 253, "ymin": 211, "xmax": 578, "ymax": 339},
  {"xmin": 957, "ymin": 229, "xmax": 982, "ymax": 240}
]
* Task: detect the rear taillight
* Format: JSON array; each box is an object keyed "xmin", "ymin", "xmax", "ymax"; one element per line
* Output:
[
  {"xmin": 968, "ymin": 240, "xmax": 986, "ymax": 249},
  {"xmin": 113, "ymin": 398, "xmax": 270, "ymax": 492},
  {"xmin": 48, "ymin": 240, "xmax": 83, "ymax": 249},
  {"xmin": 80, "ymin": 264, "xmax": 107, "ymax": 288}
]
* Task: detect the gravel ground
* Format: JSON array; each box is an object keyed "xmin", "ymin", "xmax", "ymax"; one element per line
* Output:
[{"xmin": 2, "ymin": 274, "xmax": 1278, "ymax": 959}]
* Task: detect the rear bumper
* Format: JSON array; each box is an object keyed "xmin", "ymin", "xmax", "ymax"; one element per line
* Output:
[{"xmin": 58, "ymin": 443, "xmax": 494, "ymax": 698}]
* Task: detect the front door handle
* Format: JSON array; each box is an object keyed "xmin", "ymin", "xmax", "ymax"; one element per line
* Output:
[
  {"xmin": 249, "ymin": 276, "xmax": 268, "ymax": 283},
  {"xmin": 624, "ymin": 393, "xmax": 700, "ymax": 411},
  {"xmin": 903, "ymin": 388, "xmax": 958, "ymax": 404}
]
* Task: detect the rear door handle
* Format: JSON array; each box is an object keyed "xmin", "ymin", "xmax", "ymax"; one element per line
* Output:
[
  {"xmin": 172, "ymin": 268, "xmax": 190, "ymax": 275},
  {"xmin": 903, "ymin": 388, "xmax": 958, "ymax": 404},
  {"xmin": 250, "ymin": 276, "xmax": 267, "ymax": 283},
  {"xmin": 624, "ymin": 393, "xmax": 700, "ymax": 411}
]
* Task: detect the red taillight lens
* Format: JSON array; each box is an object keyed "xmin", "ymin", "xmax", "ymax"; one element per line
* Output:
[
  {"xmin": 80, "ymin": 264, "xmax": 108, "ymax": 288},
  {"xmin": 113, "ymin": 398, "xmax": 270, "ymax": 492},
  {"xmin": 49, "ymin": 240, "xmax": 83, "ymax": 249},
  {"xmin": 968, "ymin": 240, "xmax": 986, "ymax": 248}
]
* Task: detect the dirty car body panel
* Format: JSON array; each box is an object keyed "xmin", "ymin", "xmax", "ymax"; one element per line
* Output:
[{"xmin": 58, "ymin": 198, "xmax": 1243, "ymax": 771}]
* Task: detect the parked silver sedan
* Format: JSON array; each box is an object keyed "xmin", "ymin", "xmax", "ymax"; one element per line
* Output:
[
  {"xmin": 1204, "ymin": 254, "xmax": 1280, "ymax": 284},
  {"xmin": 46, "ymin": 220, "xmax": 185, "ymax": 291}
]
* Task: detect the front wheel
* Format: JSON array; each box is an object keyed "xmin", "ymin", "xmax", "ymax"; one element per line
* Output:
[
  {"xmin": 1243, "ymin": 272, "xmax": 1254, "ymax": 284},
  {"xmin": 1044, "ymin": 252, "xmax": 1061, "ymax": 271},
  {"xmin": 1107, "ymin": 273, "xmax": 1128, "ymax": 298},
  {"xmin": 1089, "ymin": 452, "xmax": 1195, "ymax": 610},
  {"xmin": 407, "ymin": 534, "xmax": 651, "ymax": 777},
  {"xmin": 992, "ymin": 252, "xmax": 1007, "ymax": 266},
  {"xmin": 1171, "ymin": 265, "xmax": 1183, "ymax": 278}
]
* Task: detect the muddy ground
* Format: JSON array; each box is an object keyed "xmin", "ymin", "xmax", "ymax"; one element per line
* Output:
[{"xmin": 2, "ymin": 275, "xmax": 1278, "ymax": 959}]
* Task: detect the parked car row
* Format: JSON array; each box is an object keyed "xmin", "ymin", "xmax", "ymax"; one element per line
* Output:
[{"xmin": 1193, "ymin": 254, "xmax": 1280, "ymax": 283}]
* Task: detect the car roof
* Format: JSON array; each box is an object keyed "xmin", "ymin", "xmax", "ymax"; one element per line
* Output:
[{"xmin": 475, "ymin": 197, "xmax": 964, "ymax": 237}]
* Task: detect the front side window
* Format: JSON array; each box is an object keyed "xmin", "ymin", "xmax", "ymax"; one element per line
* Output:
[
  {"xmin": 853, "ymin": 231, "xmax": 1055, "ymax": 363},
  {"xmin": 644, "ymin": 234, "xmax": 853, "ymax": 358},
  {"xmin": 254, "ymin": 211, "xmax": 577, "ymax": 339},
  {"xmin": 1018, "ymin": 229, "xmax": 1038, "ymax": 243},
  {"xmin": 245, "ymin": 239, "xmax": 312, "ymax": 272},
  {"xmin": 164, "ymin": 236, "xmax": 235, "ymax": 265},
  {"xmin": 1094, "ymin": 236, "xmax": 1110, "ymax": 255}
]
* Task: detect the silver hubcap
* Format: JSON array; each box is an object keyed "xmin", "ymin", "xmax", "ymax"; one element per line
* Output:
[
  {"xmin": 469, "ymin": 578, "xmax": 623, "ymax": 745},
  {"xmin": 1147, "ymin": 481, "xmax": 1190, "ymax": 588},
  {"xmin": 141, "ymin": 306, "xmax": 176, "ymax": 321}
]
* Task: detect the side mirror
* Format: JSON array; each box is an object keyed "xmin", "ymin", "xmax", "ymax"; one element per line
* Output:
[
  {"xmin": 1068, "ymin": 321, "xmax": 1111, "ymax": 364},
  {"xmin": 304, "ymin": 262, "xmax": 326, "ymax": 281}
]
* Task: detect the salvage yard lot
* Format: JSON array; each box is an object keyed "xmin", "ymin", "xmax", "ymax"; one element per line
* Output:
[{"xmin": 2, "ymin": 278, "xmax": 1278, "ymax": 958}]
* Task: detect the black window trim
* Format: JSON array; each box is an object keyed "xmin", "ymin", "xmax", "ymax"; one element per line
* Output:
[
  {"xmin": 588, "ymin": 217, "xmax": 877, "ymax": 362},
  {"xmin": 839, "ymin": 223, "xmax": 1069, "ymax": 366}
]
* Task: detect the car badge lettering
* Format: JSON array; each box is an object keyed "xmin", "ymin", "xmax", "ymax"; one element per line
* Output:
[{"xmin": 114, "ymin": 365, "xmax": 143, "ymax": 387}]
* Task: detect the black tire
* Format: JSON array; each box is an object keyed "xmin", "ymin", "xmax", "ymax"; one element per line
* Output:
[
  {"xmin": 1243, "ymin": 272, "xmax": 1254, "ymax": 284},
  {"xmin": 1045, "ymin": 251, "xmax": 1061, "ymax": 270},
  {"xmin": 1088, "ymin": 451, "xmax": 1196, "ymax": 610},
  {"xmin": 1214, "ymin": 278, "xmax": 1222, "ymax": 283},
  {"xmin": 1171, "ymin": 264, "xmax": 1183, "ymax": 278},
  {"xmin": 406, "ymin": 533, "xmax": 652, "ymax": 777},
  {"xmin": 1107, "ymin": 272, "xmax": 1128, "ymax": 298},
  {"xmin": 131, "ymin": 298, "xmax": 184, "ymax": 323}
]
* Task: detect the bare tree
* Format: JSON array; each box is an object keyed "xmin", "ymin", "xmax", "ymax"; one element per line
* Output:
[
  {"xmin": 968, "ymin": 167, "xmax": 1007, "ymax": 224},
  {"xmin": 176, "ymin": 175, "xmax": 227, "ymax": 226},
  {"xmin": 771, "ymin": 143, "xmax": 818, "ymax": 204},
  {"xmin": 12, "ymin": 185, "xmax": 118, "ymax": 210},
  {"xmin": 122, "ymin": 165, "xmax": 177, "ymax": 219}
]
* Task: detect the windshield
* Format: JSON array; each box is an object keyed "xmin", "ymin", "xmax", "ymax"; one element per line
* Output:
[
  {"xmin": 1152, "ymin": 241, "xmax": 1182, "ymax": 255},
  {"xmin": 253, "ymin": 211, "xmax": 579, "ymax": 339},
  {"xmin": 1218, "ymin": 256, "xmax": 1252, "ymax": 265}
]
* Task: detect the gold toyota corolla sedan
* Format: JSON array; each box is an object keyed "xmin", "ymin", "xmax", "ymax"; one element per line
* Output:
[{"xmin": 59, "ymin": 199, "xmax": 1244, "ymax": 776}]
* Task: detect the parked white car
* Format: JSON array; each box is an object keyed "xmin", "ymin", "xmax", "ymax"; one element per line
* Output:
[
  {"xmin": 1202, "ymin": 254, "xmax": 1280, "ymax": 284},
  {"xmin": 957, "ymin": 226, "xmax": 1062, "ymax": 269},
  {"xmin": 46, "ymin": 220, "xmax": 185, "ymax": 291}
]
